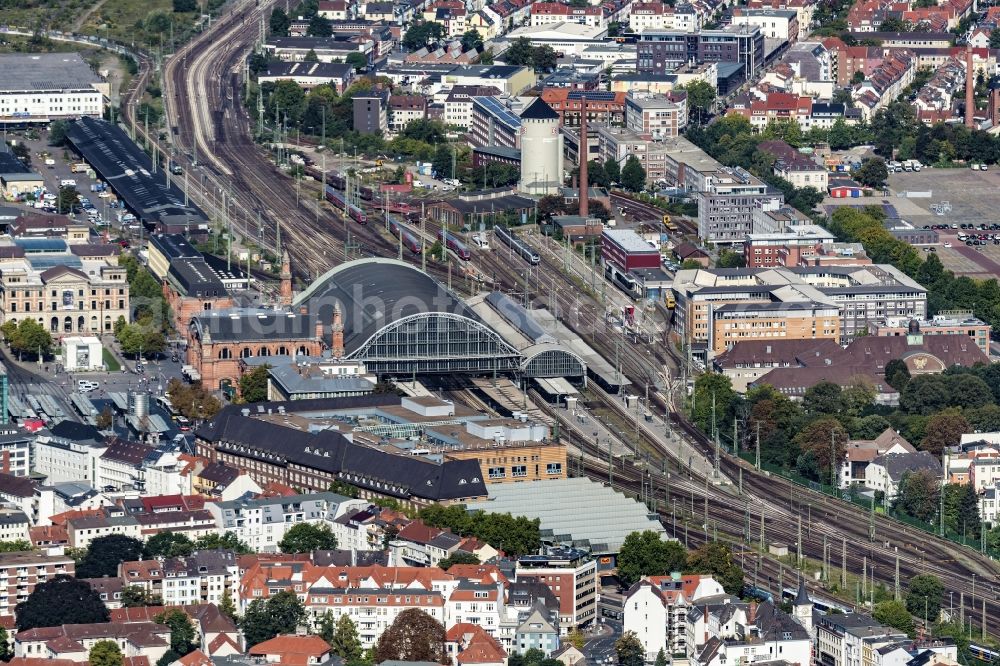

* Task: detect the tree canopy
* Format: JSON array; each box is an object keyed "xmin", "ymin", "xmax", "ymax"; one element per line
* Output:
[
  {"xmin": 155, "ymin": 609, "xmax": 197, "ymax": 656},
  {"xmin": 615, "ymin": 632, "xmax": 645, "ymax": 666},
  {"xmin": 89, "ymin": 640, "xmax": 124, "ymax": 666},
  {"xmin": 241, "ymin": 590, "xmax": 307, "ymax": 647},
  {"xmin": 16, "ymin": 575, "xmax": 110, "ymax": 631},
  {"xmin": 418, "ymin": 504, "xmax": 540, "ymax": 557},
  {"xmin": 905, "ymin": 574, "xmax": 943, "ymax": 623},
  {"xmin": 373, "ymin": 609, "xmax": 447, "ymax": 664},
  {"xmin": 77, "ymin": 534, "xmax": 144, "ymax": 579},
  {"xmin": 686, "ymin": 542, "xmax": 744, "ymax": 594},
  {"xmin": 278, "ymin": 522, "xmax": 339, "ymax": 553},
  {"xmin": 616, "ymin": 530, "xmax": 688, "ymax": 587},
  {"xmin": 1, "ymin": 318, "xmax": 53, "ymax": 358},
  {"xmin": 239, "ymin": 365, "xmax": 271, "ymax": 403},
  {"xmin": 143, "ymin": 532, "xmax": 195, "ymax": 559}
]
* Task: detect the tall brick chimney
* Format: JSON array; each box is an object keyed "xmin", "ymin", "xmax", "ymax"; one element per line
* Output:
[
  {"xmin": 578, "ymin": 95, "xmax": 588, "ymax": 219},
  {"xmin": 966, "ymin": 45, "xmax": 976, "ymax": 129},
  {"xmin": 279, "ymin": 250, "xmax": 292, "ymax": 305},
  {"xmin": 331, "ymin": 303, "xmax": 345, "ymax": 358}
]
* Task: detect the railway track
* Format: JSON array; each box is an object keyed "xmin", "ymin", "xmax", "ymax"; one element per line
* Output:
[{"xmin": 152, "ymin": 0, "xmax": 1000, "ymax": 637}]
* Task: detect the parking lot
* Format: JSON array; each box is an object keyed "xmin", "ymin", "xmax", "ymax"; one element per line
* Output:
[
  {"xmin": 882, "ymin": 168, "xmax": 1000, "ymax": 278},
  {"xmin": 7, "ymin": 126, "xmax": 124, "ymax": 231}
]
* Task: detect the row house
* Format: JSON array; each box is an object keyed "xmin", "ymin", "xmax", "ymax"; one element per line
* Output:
[
  {"xmin": 853, "ymin": 50, "xmax": 916, "ymax": 119},
  {"xmin": 66, "ymin": 507, "xmax": 216, "ymax": 549},
  {"xmin": 822, "ymin": 37, "xmax": 883, "ymax": 87},
  {"xmin": 531, "ymin": 2, "xmax": 607, "ymax": 29},
  {"xmin": 914, "ymin": 57, "xmax": 966, "ymax": 124},
  {"xmin": 119, "ymin": 549, "xmax": 240, "ymax": 607},
  {"xmin": 730, "ymin": 92, "xmax": 812, "ymax": 131},
  {"xmin": 15, "ymin": 622, "xmax": 171, "ymax": 663},
  {"xmin": 686, "ymin": 587, "xmax": 812, "ymax": 666},
  {"xmin": 389, "ymin": 519, "xmax": 499, "ymax": 568},
  {"xmin": 96, "ymin": 438, "xmax": 154, "ymax": 493},
  {"xmin": 424, "ymin": 1, "xmax": 468, "ymax": 36},
  {"xmin": 541, "ymin": 88, "xmax": 628, "ymax": 127},
  {"xmin": 329, "ymin": 504, "xmax": 410, "ymax": 552},
  {"xmin": 205, "ymin": 492, "xmax": 365, "ymax": 554},
  {"xmin": 112, "ymin": 604, "xmax": 243, "ymax": 658},
  {"xmin": 624, "ymin": 574, "xmax": 728, "ymax": 660}
]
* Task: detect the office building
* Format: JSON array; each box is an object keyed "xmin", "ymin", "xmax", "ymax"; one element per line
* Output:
[
  {"xmin": 0, "ymin": 53, "xmax": 107, "ymax": 125},
  {"xmin": 638, "ymin": 26, "xmax": 764, "ymax": 78},
  {"xmin": 696, "ymin": 167, "xmax": 783, "ymax": 245}
]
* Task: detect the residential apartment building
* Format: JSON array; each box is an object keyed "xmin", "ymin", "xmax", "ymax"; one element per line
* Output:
[
  {"xmin": 624, "ymin": 91, "xmax": 688, "ymax": 138},
  {"xmin": 0, "ymin": 551, "xmax": 74, "ymax": 618},
  {"xmin": 14, "ymin": 622, "xmax": 171, "ymax": 663},
  {"xmin": 0, "ymin": 431, "xmax": 31, "ymax": 478},
  {"xmin": 840, "ymin": 429, "xmax": 917, "ymax": 489},
  {"xmin": 469, "ymin": 96, "xmax": 522, "ymax": 150},
  {"xmin": 32, "ymin": 434, "xmax": 108, "ymax": 485},
  {"xmin": 865, "ymin": 451, "xmax": 943, "ymax": 500},
  {"xmin": 541, "ymin": 89, "xmax": 627, "ymax": 128},
  {"xmin": 637, "ymin": 26, "xmax": 765, "ymax": 79},
  {"xmin": 696, "ymin": 167, "xmax": 783, "ymax": 246},
  {"xmin": 120, "ymin": 550, "xmax": 240, "ymax": 607},
  {"xmin": 96, "ymin": 438, "xmax": 153, "ymax": 493},
  {"xmin": 816, "ymin": 613, "xmax": 909, "ymax": 666},
  {"xmin": 852, "ymin": 50, "xmax": 916, "ymax": 119},
  {"xmin": 353, "ymin": 89, "xmax": 389, "ymax": 134},
  {"xmin": 515, "ymin": 549, "xmax": 597, "ymax": 632},
  {"xmin": 686, "ymin": 593, "xmax": 812, "ymax": 666},
  {"xmin": 731, "ymin": 8, "xmax": 800, "ymax": 42},
  {"xmin": 758, "ymin": 139, "xmax": 828, "ymax": 190},
  {"xmin": 530, "ymin": 2, "xmax": 606, "ymax": 28},
  {"xmin": 388, "ymin": 95, "xmax": 427, "ymax": 132},
  {"xmin": 742, "ymin": 225, "xmax": 838, "ymax": 268},
  {"xmin": 630, "ymin": 3, "xmax": 683, "ymax": 32},
  {"xmin": 624, "ymin": 574, "xmax": 727, "ymax": 659},
  {"xmin": 442, "ymin": 85, "xmax": 503, "ymax": 129}
]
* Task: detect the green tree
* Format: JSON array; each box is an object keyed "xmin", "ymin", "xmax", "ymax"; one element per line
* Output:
[
  {"xmin": 143, "ymin": 532, "xmax": 194, "ymax": 559},
  {"xmin": 374, "ymin": 609, "xmax": 446, "ymax": 663},
  {"xmin": 691, "ymin": 373, "xmax": 735, "ymax": 436},
  {"xmin": 621, "ymin": 155, "xmax": 646, "ymax": 192},
  {"xmin": 15, "ymin": 575, "xmax": 110, "ymax": 630},
  {"xmin": 328, "ymin": 614, "xmax": 363, "ymax": 661},
  {"xmin": 682, "ymin": 80, "xmax": 716, "ymax": 124},
  {"xmin": 0, "ymin": 626, "xmax": 9, "ymax": 661},
  {"xmin": 802, "ymin": 381, "xmax": 845, "ymax": 416},
  {"xmin": 942, "ymin": 483, "xmax": 981, "ymax": 540},
  {"xmin": 121, "ymin": 585, "xmax": 161, "ymax": 608},
  {"xmin": 57, "ymin": 185, "xmax": 79, "ymax": 214},
  {"xmin": 873, "ymin": 600, "xmax": 914, "ymax": 635},
  {"xmin": 278, "ymin": 523, "xmax": 338, "ymax": 553},
  {"xmin": 96, "ymin": 405, "xmax": 114, "ymax": 430},
  {"xmin": 77, "ymin": 535, "xmax": 144, "ymax": 579},
  {"xmin": 616, "ymin": 530, "xmax": 688, "ymax": 587},
  {"xmin": 654, "ymin": 650, "xmax": 668, "ymax": 666},
  {"xmin": 0, "ymin": 540, "xmax": 32, "ymax": 552},
  {"xmin": 716, "ymin": 249, "xmax": 745, "ymax": 268},
  {"xmin": 402, "ymin": 21, "xmax": 445, "ymax": 50},
  {"xmin": 307, "ymin": 14, "xmax": 333, "ymax": 37},
  {"xmin": 687, "ymin": 542, "xmax": 744, "ymax": 594},
  {"xmin": 432, "ymin": 144, "xmax": 454, "ymax": 181},
  {"xmin": 604, "ymin": 158, "xmax": 621, "ymax": 184},
  {"xmin": 241, "ymin": 590, "xmax": 307, "ymax": 647},
  {"xmin": 89, "ymin": 640, "xmax": 124, "ymax": 666},
  {"xmin": 219, "ymin": 591, "xmax": 238, "ymax": 620},
  {"xmin": 885, "ymin": 359, "xmax": 911, "ymax": 391},
  {"xmin": 155, "ymin": 609, "xmax": 197, "ymax": 656},
  {"xmin": 270, "ymin": 7, "xmax": 291, "ymax": 35},
  {"xmin": 893, "ymin": 469, "xmax": 940, "ymax": 522},
  {"xmin": 239, "ymin": 365, "xmax": 271, "ymax": 403},
  {"xmin": 853, "ymin": 415, "xmax": 892, "ymax": 440},
  {"xmin": 853, "ymin": 157, "xmax": 889, "ymax": 188},
  {"xmin": 194, "ymin": 531, "xmax": 252, "ymax": 554},
  {"xmin": 346, "ymin": 52, "xmax": 367, "ymax": 72},
  {"xmin": 991, "ymin": 28, "xmax": 1000, "ymax": 49},
  {"xmin": 460, "ymin": 29, "xmax": 483, "ymax": 52},
  {"xmin": 172, "ymin": 0, "xmax": 197, "ymax": 11},
  {"xmin": 615, "ymin": 632, "xmax": 645, "ymax": 666},
  {"xmin": 905, "ymin": 574, "xmax": 943, "ymax": 624},
  {"xmin": 48, "ymin": 120, "xmax": 70, "ymax": 146},
  {"xmin": 438, "ymin": 552, "xmax": 480, "ymax": 570},
  {"xmin": 304, "ymin": 48, "xmax": 320, "ymax": 62}
]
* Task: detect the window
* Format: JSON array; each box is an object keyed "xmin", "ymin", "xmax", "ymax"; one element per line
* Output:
[
  {"xmin": 512, "ymin": 465, "xmax": 527, "ymax": 478},
  {"xmin": 488, "ymin": 467, "xmax": 505, "ymax": 479},
  {"xmin": 546, "ymin": 463, "xmax": 562, "ymax": 475}
]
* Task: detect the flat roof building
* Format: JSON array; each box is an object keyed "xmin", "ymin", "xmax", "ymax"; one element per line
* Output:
[{"xmin": 0, "ymin": 53, "xmax": 107, "ymax": 125}]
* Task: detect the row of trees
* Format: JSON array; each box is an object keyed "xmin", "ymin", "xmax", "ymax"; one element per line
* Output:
[
  {"xmin": 417, "ymin": 504, "xmax": 541, "ymax": 557},
  {"xmin": 166, "ymin": 377, "xmax": 223, "ymax": 421},
  {"xmin": 0, "ymin": 318, "xmax": 53, "ymax": 359}
]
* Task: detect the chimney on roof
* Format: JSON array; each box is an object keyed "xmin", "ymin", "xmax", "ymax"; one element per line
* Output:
[
  {"xmin": 966, "ymin": 45, "xmax": 975, "ymax": 129},
  {"xmin": 579, "ymin": 95, "xmax": 589, "ymax": 219}
]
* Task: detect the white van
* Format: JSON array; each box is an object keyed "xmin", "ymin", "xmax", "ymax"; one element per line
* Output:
[
  {"xmin": 77, "ymin": 380, "xmax": 99, "ymax": 393},
  {"xmin": 60, "ymin": 179, "xmax": 77, "ymax": 187}
]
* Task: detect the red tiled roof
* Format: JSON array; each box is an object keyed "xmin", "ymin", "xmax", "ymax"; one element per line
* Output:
[{"xmin": 249, "ymin": 634, "xmax": 331, "ymax": 664}]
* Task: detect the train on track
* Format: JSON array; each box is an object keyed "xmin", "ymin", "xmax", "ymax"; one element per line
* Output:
[
  {"xmin": 324, "ymin": 186, "xmax": 367, "ymax": 224},
  {"xmin": 494, "ymin": 225, "xmax": 539, "ymax": 265},
  {"xmin": 604, "ymin": 262, "xmax": 643, "ymax": 300},
  {"xmin": 388, "ymin": 217, "xmax": 422, "ymax": 254},
  {"xmin": 305, "ymin": 165, "xmax": 420, "ymax": 220},
  {"xmin": 438, "ymin": 229, "xmax": 471, "ymax": 260}
]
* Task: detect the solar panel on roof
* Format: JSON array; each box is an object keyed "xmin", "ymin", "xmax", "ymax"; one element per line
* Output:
[
  {"xmin": 475, "ymin": 96, "xmax": 521, "ymax": 129},
  {"xmin": 16, "ymin": 238, "xmax": 67, "ymax": 251},
  {"xmin": 568, "ymin": 90, "xmax": 616, "ymax": 100}
]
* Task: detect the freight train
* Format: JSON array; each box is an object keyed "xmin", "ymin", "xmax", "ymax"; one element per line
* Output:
[{"xmin": 493, "ymin": 225, "xmax": 539, "ymax": 265}]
